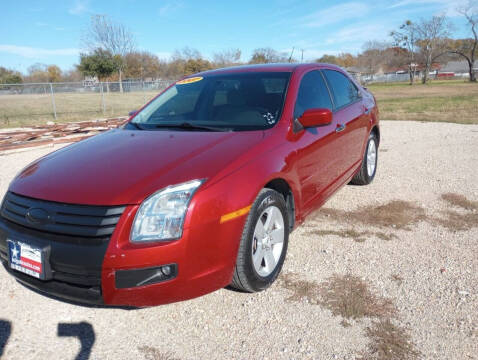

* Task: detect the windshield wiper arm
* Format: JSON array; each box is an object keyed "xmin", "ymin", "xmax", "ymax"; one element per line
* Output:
[
  {"xmin": 129, "ymin": 122, "xmax": 146, "ymax": 130},
  {"xmin": 154, "ymin": 122, "xmax": 231, "ymax": 132}
]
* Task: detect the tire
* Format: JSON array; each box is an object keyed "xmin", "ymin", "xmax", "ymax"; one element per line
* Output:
[
  {"xmin": 350, "ymin": 132, "xmax": 378, "ymax": 185},
  {"xmin": 230, "ymin": 189, "xmax": 289, "ymax": 292}
]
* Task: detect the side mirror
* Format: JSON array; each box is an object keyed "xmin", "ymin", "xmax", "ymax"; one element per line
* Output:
[
  {"xmin": 129, "ymin": 110, "xmax": 138, "ymax": 117},
  {"xmin": 298, "ymin": 108, "xmax": 332, "ymax": 128}
]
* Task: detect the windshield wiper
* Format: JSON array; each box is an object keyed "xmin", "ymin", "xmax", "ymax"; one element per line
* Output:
[
  {"xmin": 129, "ymin": 122, "xmax": 146, "ymax": 130},
  {"xmin": 154, "ymin": 122, "xmax": 231, "ymax": 132}
]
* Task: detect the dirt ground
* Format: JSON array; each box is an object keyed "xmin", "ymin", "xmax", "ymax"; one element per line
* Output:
[{"xmin": 0, "ymin": 120, "xmax": 477, "ymax": 360}]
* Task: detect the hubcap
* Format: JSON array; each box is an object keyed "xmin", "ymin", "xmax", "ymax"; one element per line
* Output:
[
  {"xmin": 251, "ymin": 205, "xmax": 285, "ymax": 277},
  {"xmin": 366, "ymin": 139, "xmax": 377, "ymax": 177}
]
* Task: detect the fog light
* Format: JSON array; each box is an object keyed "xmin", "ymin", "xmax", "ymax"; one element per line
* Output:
[
  {"xmin": 161, "ymin": 265, "xmax": 171, "ymax": 276},
  {"xmin": 115, "ymin": 264, "xmax": 177, "ymax": 289}
]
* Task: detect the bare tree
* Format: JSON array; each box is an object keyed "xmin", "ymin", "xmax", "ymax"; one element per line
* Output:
[
  {"xmin": 83, "ymin": 15, "xmax": 136, "ymax": 92},
  {"xmin": 449, "ymin": 1, "xmax": 478, "ymax": 82},
  {"xmin": 414, "ymin": 15, "xmax": 450, "ymax": 83},
  {"xmin": 213, "ymin": 49, "xmax": 241, "ymax": 67},
  {"xmin": 391, "ymin": 21, "xmax": 419, "ymax": 84},
  {"xmin": 249, "ymin": 48, "xmax": 288, "ymax": 64}
]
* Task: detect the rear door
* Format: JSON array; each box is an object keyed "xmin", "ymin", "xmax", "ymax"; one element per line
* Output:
[{"xmin": 322, "ymin": 69, "xmax": 368, "ymax": 179}]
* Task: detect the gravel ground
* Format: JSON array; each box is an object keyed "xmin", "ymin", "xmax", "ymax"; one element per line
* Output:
[{"xmin": 0, "ymin": 120, "xmax": 477, "ymax": 360}]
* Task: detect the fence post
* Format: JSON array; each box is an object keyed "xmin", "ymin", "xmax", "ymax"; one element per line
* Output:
[
  {"xmin": 49, "ymin": 83, "xmax": 57, "ymax": 120},
  {"xmin": 142, "ymin": 81, "xmax": 146, "ymax": 104},
  {"xmin": 100, "ymin": 82, "xmax": 106, "ymax": 115}
]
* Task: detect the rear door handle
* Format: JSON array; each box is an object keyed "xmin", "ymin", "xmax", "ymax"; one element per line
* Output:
[{"xmin": 335, "ymin": 124, "xmax": 346, "ymax": 133}]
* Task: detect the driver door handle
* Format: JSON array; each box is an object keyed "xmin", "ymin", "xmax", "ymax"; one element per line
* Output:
[{"xmin": 335, "ymin": 124, "xmax": 346, "ymax": 133}]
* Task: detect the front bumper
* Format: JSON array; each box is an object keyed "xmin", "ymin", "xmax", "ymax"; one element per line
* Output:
[{"xmin": 0, "ymin": 194, "xmax": 246, "ymax": 307}]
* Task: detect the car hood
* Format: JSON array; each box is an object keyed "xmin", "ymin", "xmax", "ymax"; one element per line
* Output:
[{"xmin": 9, "ymin": 128, "xmax": 265, "ymax": 205}]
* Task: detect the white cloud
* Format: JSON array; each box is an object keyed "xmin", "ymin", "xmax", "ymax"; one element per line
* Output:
[
  {"xmin": 0, "ymin": 45, "xmax": 79, "ymax": 58},
  {"xmin": 158, "ymin": 2, "xmax": 184, "ymax": 17},
  {"xmin": 388, "ymin": 0, "xmax": 467, "ymax": 16},
  {"xmin": 325, "ymin": 23, "xmax": 389, "ymax": 44},
  {"xmin": 302, "ymin": 2, "xmax": 370, "ymax": 28},
  {"xmin": 68, "ymin": 0, "xmax": 91, "ymax": 15}
]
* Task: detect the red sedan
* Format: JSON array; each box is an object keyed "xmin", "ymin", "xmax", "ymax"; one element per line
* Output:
[{"xmin": 0, "ymin": 63, "xmax": 379, "ymax": 307}]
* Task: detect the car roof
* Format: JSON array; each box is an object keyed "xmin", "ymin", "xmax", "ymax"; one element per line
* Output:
[{"xmin": 197, "ymin": 63, "xmax": 345, "ymax": 76}]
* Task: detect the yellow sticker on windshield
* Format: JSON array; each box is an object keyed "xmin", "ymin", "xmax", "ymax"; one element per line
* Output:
[{"xmin": 176, "ymin": 76, "xmax": 203, "ymax": 85}]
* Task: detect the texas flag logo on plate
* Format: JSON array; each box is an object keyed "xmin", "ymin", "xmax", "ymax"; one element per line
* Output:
[{"xmin": 8, "ymin": 240, "xmax": 43, "ymax": 279}]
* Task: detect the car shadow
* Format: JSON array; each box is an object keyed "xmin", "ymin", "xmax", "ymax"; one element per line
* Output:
[
  {"xmin": 0, "ymin": 319, "xmax": 12, "ymax": 358},
  {"xmin": 58, "ymin": 322, "xmax": 95, "ymax": 360}
]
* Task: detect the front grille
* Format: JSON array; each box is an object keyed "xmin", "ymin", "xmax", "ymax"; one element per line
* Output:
[{"xmin": 0, "ymin": 192, "xmax": 125, "ymax": 239}]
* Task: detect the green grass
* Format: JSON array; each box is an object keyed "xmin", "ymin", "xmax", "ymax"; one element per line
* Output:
[
  {"xmin": 368, "ymin": 80, "xmax": 478, "ymax": 124},
  {"xmin": 0, "ymin": 91, "xmax": 159, "ymax": 128}
]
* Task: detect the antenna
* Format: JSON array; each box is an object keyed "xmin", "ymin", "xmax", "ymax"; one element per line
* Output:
[{"xmin": 288, "ymin": 47, "xmax": 295, "ymax": 63}]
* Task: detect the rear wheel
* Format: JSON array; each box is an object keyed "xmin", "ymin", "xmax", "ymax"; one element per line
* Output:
[
  {"xmin": 230, "ymin": 189, "xmax": 289, "ymax": 292},
  {"xmin": 350, "ymin": 132, "xmax": 378, "ymax": 185}
]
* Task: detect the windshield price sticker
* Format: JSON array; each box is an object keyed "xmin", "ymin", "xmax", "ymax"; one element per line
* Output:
[{"xmin": 176, "ymin": 77, "xmax": 203, "ymax": 85}]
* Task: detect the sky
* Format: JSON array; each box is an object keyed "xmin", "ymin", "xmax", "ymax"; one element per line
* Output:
[{"xmin": 0, "ymin": 0, "xmax": 472, "ymax": 73}]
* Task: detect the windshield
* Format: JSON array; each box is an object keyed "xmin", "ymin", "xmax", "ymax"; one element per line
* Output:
[{"xmin": 128, "ymin": 72, "xmax": 291, "ymax": 131}]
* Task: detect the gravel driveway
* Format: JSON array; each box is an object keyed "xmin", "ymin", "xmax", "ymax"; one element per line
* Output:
[{"xmin": 0, "ymin": 121, "xmax": 477, "ymax": 360}]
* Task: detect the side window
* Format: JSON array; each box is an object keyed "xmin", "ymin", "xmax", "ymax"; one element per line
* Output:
[
  {"xmin": 323, "ymin": 70, "xmax": 360, "ymax": 109},
  {"xmin": 294, "ymin": 70, "xmax": 333, "ymax": 119}
]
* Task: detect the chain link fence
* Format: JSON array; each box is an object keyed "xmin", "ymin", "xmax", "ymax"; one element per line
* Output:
[
  {"xmin": 0, "ymin": 80, "xmax": 174, "ymax": 128},
  {"xmin": 360, "ymin": 72, "xmax": 471, "ymax": 84}
]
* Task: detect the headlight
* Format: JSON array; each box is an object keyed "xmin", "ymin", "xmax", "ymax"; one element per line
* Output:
[{"xmin": 130, "ymin": 179, "xmax": 204, "ymax": 242}]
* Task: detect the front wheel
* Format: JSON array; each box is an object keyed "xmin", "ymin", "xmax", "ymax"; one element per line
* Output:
[
  {"xmin": 230, "ymin": 189, "xmax": 289, "ymax": 292},
  {"xmin": 350, "ymin": 132, "xmax": 378, "ymax": 185}
]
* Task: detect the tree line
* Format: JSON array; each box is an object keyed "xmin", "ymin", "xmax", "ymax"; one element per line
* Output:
[{"xmin": 1, "ymin": 2, "xmax": 476, "ymax": 86}]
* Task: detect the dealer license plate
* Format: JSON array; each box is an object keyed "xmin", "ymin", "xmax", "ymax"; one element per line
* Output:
[{"xmin": 7, "ymin": 239, "xmax": 44, "ymax": 279}]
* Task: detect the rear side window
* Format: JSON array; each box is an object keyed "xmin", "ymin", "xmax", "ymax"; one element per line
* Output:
[
  {"xmin": 294, "ymin": 70, "xmax": 333, "ymax": 119},
  {"xmin": 323, "ymin": 70, "xmax": 360, "ymax": 109}
]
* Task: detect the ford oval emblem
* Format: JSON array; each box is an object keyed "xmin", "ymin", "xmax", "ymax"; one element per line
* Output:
[{"xmin": 25, "ymin": 208, "xmax": 51, "ymax": 225}]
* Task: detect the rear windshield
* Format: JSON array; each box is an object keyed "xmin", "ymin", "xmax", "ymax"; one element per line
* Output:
[{"xmin": 129, "ymin": 72, "xmax": 291, "ymax": 131}]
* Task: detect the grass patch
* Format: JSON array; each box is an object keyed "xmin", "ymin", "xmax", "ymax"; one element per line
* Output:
[
  {"xmin": 280, "ymin": 273, "xmax": 321, "ymax": 304},
  {"xmin": 280, "ymin": 274, "xmax": 395, "ymax": 320},
  {"xmin": 280, "ymin": 273, "xmax": 420, "ymax": 358},
  {"xmin": 359, "ymin": 319, "xmax": 421, "ymax": 360},
  {"xmin": 368, "ymin": 81, "xmax": 478, "ymax": 124},
  {"xmin": 434, "ymin": 211, "xmax": 478, "ymax": 231},
  {"xmin": 433, "ymin": 193, "xmax": 478, "ymax": 231},
  {"xmin": 441, "ymin": 193, "xmax": 478, "ymax": 211},
  {"xmin": 318, "ymin": 275, "xmax": 395, "ymax": 320},
  {"xmin": 316, "ymin": 200, "xmax": 427, "ymax": 230},
  {"xmin": 309, "ymin": 229, "xmax": 397, "ymax": 242},
  {"xmin": 138, "ymin": 346, "xmax": 180, "ymax": 360},
  {"xmin": 0, "ymin": 91, "xmax": 159, "ymax": 128}
]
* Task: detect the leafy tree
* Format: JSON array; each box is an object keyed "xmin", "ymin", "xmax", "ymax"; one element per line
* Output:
[
  {"xmin": 26, "ymin": 63, "xmax": 49, "ymax": 82},
  {"xmin": 184, "ymin": 58, "xmax": 212, "ymax": 75},
  {"xmin": 316, "ymin": 54, "xmax": 340, "ymax": 64},
  {"xmin": 47, "ymin": 65, "xmax": 62, "ymax": 82},
  {"xmin": 0, "ymin": 67, "xmax": 23, "ymax": 84},
  {"xmin": 124, "ymin": 51, "xmax": 162, "ymax": 79},
  {"xmin": 77, "ymin": 48, "xmax": 119, "ymax": 81}
]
